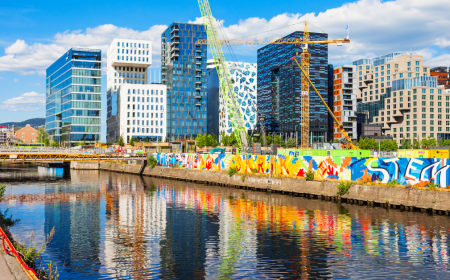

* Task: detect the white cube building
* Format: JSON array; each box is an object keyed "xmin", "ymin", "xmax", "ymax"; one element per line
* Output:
[{"xmin": 106, "ymin": 38, "xmax": 167, "ymax": 144}]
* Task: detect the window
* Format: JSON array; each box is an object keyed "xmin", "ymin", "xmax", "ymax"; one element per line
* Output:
[
  {"xmin": 400, "ymin": 73, "xmax": 403, "ymax": 78},
  {"xmin": 422, "ymin": 89, "xmax": 426, "ymax": 93},
  {"xmin": 408, "ymin": 62, "xmax": 411, "ymax": 66}
]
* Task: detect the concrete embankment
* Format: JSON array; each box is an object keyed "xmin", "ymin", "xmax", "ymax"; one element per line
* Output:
[
  {"xmin": 70, "ymin": 161, "xmax": 100, "ymax": 170},
  {"xmin": 93, "ymin": 162, "xmax": 450, "ymax": 214}
]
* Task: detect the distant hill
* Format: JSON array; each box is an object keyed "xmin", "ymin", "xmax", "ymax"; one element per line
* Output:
[{"xmin": 0, "ymin": 118, "xmax": 45, "ymax": 128}]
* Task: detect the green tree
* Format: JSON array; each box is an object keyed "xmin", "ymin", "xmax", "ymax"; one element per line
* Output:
[
  {"xmin": 129, "ymin": 136, "xmax": 135, "ymax": 147},
  {"xmin": 274, "ymin": 135, "xmax": 283, "ymax": 147},
  {"xmin": 401, "ymin": 138, "xmax": 411, "ymax": 149},
  {"xmin": 52, "ymin": 142, "xmax": 59, "ymax": 147},
  {"xmin": 145, "ymin": 138, "xmax": 149, "ymax": 143},
  {"xmin": 76, "ymin": 141, "xmax": 87, "ymax": 146},
  {"xmin": 368, "ymin": 138, "xmax": 378, "ymax": 150},
  {"xmin": 388, "ymin": 140, "xmax": 398, "ymax": 151},
  {"xmin": 413, "ymin": 138, "xmax": 420, "ymax": 149},
  {"xmin": 196, "ymin": 134, "xmax": 206, "ymax": 148},
  {"xmin": 37, "ymin": 128, "xmax": 49, "ymax": 146},
  {"xmin": 443, "ymin": 139, "xmax": 450, "ymax": 146},
  {"xmin": 286, "ymin": 138, "xmax": 297, "ymax": 147},
  {"xmin": 265, "ymin": 134, "xmax": 273, "ymax": 146},
  {"xmin": 118, "ymin": 136, "xmax": 125, "ymax": 147},
  {"xmin": 220, "ymin": 132, "xmax": 230, "ymax": 146},
  {"xmin": 44, "ymin": 138, "xmax": 50, "ymax": 147}
]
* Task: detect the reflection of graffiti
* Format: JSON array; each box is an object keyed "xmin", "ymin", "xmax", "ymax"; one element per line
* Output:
[{"xmin": 155, "ymin": 153, "xmax": 450, "ymax": 188}]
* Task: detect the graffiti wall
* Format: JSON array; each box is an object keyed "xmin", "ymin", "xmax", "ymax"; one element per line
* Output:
[{"xmin": 154, "ymin": 153, "xmax": 450, "ymax": 188}]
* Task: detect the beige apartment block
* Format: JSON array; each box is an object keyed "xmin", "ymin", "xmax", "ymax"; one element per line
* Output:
[{"xmin": 356, "ymin": 53, "xmax": 445, "ymax": 143}]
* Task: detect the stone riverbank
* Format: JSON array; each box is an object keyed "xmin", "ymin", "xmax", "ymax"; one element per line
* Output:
[{"xmin": 72, "ymin": 161, "xmax": 450, "ymax": 214}]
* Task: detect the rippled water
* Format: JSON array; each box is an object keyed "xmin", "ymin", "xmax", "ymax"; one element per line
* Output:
[{"xmin": 1, "ymin": 164, "xmax": 450, "ymax": 279}]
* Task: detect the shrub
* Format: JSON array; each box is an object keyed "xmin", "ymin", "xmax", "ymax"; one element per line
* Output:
[
  {"xmin": 336, "ymin": 181, "xmax": 353, "ymax": 195},
  {"xmin": 427, "ymin": 181, "xmax": 439, "ymax": 190},
  {"xmin": 305, "ymin": 170, "xmax": 315, "ymax": 181},
  {"xmin": 252, "ymin": 168, "xmax": 258, "ymax": 174},
  {"xmin": 148, "ymin": 154, "xmax": 158, "ymax": 168},
  {"xmin": 241, "ymin": 174, "xmax": 245, "ymax": 182},
  {"xmin": 228, "ymin": 167, "xmax": 238, "ymax": 177},
  {"xmin": 386, "ymin": 179, "xmax": 398, "ymax": 187}
]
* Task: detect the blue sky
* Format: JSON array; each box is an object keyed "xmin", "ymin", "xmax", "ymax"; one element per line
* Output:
[{"xmin": 0, "ymin": 0, "xmax": 449, "ymax": 141}]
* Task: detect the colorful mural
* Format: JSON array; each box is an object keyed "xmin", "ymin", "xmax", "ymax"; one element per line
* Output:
[{"xmin": 154, "ymin": 153, "xmax": 450, "ymax": 188}]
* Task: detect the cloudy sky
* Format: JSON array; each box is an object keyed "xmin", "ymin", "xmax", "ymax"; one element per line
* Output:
[{"xmin": 0, "ymin": 0, "xmax": 449, "ymax": 141}]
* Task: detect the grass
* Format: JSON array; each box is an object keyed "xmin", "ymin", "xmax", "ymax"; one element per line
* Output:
[
  {"xmin": 228, "ymin": 167, "xmax": 238, "ymax": 177},
  {"xmin": 305, "ymin": 170, "xmax": 315, "ymax": 181},
  {"xmin": 13, "ymin": 228, "xmax": 59, "ymax": 280},
  {"xmin": 336, "ymin": 181, "xmax": 353, "ymax": 195},
  {"xmin": 252, "ymin": 168, "xmax": 258, "ymax": 174},
  {"xmin": 241, "ymin": 174, "xmax": 246, "ymax": 182},
  {"xmin": 427, "ymin": 181, "xmax": 439, "ymax": 190},
  {"xmin": 148, "ymin": 154, "xmax": 158, "ymax": 168},
  {"xmin": 386, "ymin": 179, "xmax": 399, "ymax": 187}
]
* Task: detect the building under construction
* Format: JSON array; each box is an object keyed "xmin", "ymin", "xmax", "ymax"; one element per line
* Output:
[{"xmin": 257, "ymin": 31, "xmax": 331, "ymax": 144}]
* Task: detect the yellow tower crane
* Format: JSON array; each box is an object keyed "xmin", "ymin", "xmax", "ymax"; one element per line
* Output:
[{"xmin": 197, "ymin": 22, "xmax": 350, "ymax": 148}]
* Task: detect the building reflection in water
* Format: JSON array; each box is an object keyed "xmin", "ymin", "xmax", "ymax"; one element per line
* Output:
[{"xmin": 4, "ymin": 168, "xmax": 449, "ymax": 279}]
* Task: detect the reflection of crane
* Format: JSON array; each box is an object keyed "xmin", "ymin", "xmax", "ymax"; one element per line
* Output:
[
  {"xmin": 197, "ymin": 22, "xmax": 350, "ymax": 148},
  {"xmin": 291, "ymin": 57, "xmax": 358, "ymax": 150},
  {"xmin": 198, "ymin": 0, "xmax": 249, "ymax": 153}
]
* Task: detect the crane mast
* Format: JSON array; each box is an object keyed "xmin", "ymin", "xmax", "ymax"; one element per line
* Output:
[
  {"xmin": 300, "ymin": 21, "xmax": 310, "ymax": 149},
  {"xmin": 198, "ymin": 0, "xmax": 248, "ymax": 152}
]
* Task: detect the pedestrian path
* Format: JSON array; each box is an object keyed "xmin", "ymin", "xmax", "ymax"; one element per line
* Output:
[{"xmin": 0, "ymin": 249, "xmax": 29, "ymax": 280}]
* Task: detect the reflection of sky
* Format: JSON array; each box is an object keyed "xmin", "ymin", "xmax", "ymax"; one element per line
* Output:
[{"xmin": 1, "ymin": 169, "xmax": 450, "ymax": 279}]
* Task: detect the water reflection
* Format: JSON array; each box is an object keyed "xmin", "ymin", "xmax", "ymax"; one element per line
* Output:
[{"xmin": 1, "ymin": 168, "xmax": 450, "ymax": 279}]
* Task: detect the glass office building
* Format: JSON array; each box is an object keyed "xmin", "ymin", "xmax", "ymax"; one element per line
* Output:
[
  {"xmin": 46, "ymin": 48, "xmax": 101, "ymax": 146},
  {"xmin": 257, "ymin": 31, "xmax": 329, "ymax": 143},
  {"xmin": 161, "ymin": 22, "xmax": 208, "ymax": 141}
]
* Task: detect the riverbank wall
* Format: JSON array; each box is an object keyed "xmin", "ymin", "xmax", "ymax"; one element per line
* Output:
[
  {"xmin": 97, "ymin": 161, "xmax": 450, "ymax": 214},
  {"xmin": 70, "ymin": 162, "xmax": 100, "ymax": 170}
]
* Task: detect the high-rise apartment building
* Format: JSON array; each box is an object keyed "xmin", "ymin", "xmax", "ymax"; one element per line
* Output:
[
  {"xmin": 355, "ymin": 53, "xmax": 448, "ymax": 143},
  {"xmin": 431, "ymin": 67, "xmax": 450, "ymax": 89},
  {"xmin": 332, "ymin": 65, "xmax": 357, "ymax": 141},
  {"xmin": 207, "ymin": 62, "xmax": 257, "ymax": 138},
  {"xmin": 46, "ymin": 48, "xmax": 101, "ymax": 146},
  {"xmin": 106, "ymin": 39, "xmax": 167, "ymax": 144},
  {"xmin": 257, "ymin": 31, "xmax": 329, "ymax": 143},
  {"xmin": 161, "ymin": 22, "xmax": 208, "ymax": 141}
]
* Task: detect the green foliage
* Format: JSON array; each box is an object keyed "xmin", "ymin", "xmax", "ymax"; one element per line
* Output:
[
  {"xmin": 252, "ymin": 168, "xmax": 258, "ymax": 174},
  {"xmin": 118, "ymin": 136, "xmax": 125, "ymax": 147},
  {"xmin": 386, "ymin": 178, "xmax": 398, "ymax": 187},
  {"xmin": 220, "ymin": 131, "xmax": 239, "ymax": 147},
  {"xmin": 206, "ymin": 134, "xmax": 218, "ymax": 147},
  {"xmin": 76, "ymin": 141, "xmax": 87, "ymax": 146},
  {"xmin": 15, "ymin": 228, "xmax": 58, "ymax": 280},
  {"xmin": 129, "ymin": 136, "xmax": 135, "ymax": 147},
  {"xmin": 442, "ymin": 139, "xmax": 450, "ymax": 147},
  {"xmin": 421, "ymin": 136, "xmax": 437, "ymax": 149},
  {"xmin": 286, "ymin": 137, "xmax": 297, "ymax": 148},
  {"xmin": 37, "ymin": 128, "xmax": 49, "ymax": 146},
  {"xmin": 51, "ymin": 142, "xmax": 59, "ymax": 147},
  {"xmin": 274, "ymin": 135, "xmax": 283, "ymax": 147},
  {"xmin": 426, "ymin": 181, "xmax": 439, "ymax": 190},
  {"xmin": 241, "ymin": 174, "xmax": 245, "ymax": 182},
  {"xmin": 228, "ymin": 167, "xmax": 238, "ymax": 177},
  {"xmin": 195, "ymin": 134, "xmax": 206, "ymax": 148},
  {"xmin": 145, "ymin": 138, "xmax": 149, "ymax": 143},
  {"xmin": 265, "ymin": 134, "xmax": 273, "ymax": 146},
  {"xmin": 305, "ymin": 170, "xmax": 315, "ymax": 181},
  {"xmin": 401, "ymin": 138, "xmax": 411, "ymax": 149},
  {"xmin": 0, "ymin": 184, "xmax": 19, "ymax": 227},
  {"xmin": 412, "ymin": 138, "xmax": 420, "ymax": 149},
  {"xmin": 148, "ymin": 154, "xmax": 158, "ymax": 168},
  {"xmin": 336, "ymin": 181, "xmax": 353, "ymax": 195}
]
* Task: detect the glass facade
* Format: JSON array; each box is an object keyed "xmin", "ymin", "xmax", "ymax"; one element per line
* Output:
[
  {"xmin": 257, "ymin": 31, "xmax": 329, "ymax": 142},
  {"xmin": 46, "ymin": 48, "xmax": 101, "ymax": 146},
  {"xmin": 161, "ymin": 22, "xmax": 208, "ymax": 141}
]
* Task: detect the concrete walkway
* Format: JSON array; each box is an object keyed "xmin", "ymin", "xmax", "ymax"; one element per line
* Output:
[{"xmin": 0, "ymin": 248, "xmax": 30, "ymax": 280}]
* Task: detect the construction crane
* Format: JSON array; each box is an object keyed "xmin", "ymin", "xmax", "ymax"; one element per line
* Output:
[
  {"xmin": 197, "ymin": 22, "xmax": 350, "ymax": 149},
  {"xmin": 291, "ymin": 56, "xmax": 358, "ymax": 150},
  {"xmin": 198, "ymin": 0, "xmax": 249, "ymax": 153}
]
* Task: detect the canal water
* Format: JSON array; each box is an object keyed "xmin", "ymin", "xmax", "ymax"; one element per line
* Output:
[{"xmin": 1, "ymin": 164, "xmax": 450, "ymax": 279}]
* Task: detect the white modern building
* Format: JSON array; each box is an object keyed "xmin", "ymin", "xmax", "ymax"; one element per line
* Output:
[
  {"xmin": 106, "ymin": 38, "xmax": 167, "ymax": 144},
  {"xmin": 207, "ymin": 61, "xmax": 257, "ymax": 138}
]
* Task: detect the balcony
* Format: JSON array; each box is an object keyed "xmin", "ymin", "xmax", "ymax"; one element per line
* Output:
[
  {"xmin": 195, "ymin": 71, "xmax": 202, "ymax": 77},
  {"xmin": 171, "ymin": 52, "xmax": 179, "ymax": 57},
  {"xmin": 195, "ymin": 103, "xmax": 201, "ymax": 106},
  {"xmin": 195, "ymin": 95, "xmax": 202, "ymax": 99},
  {"xmin": 195, "ymin": 59, "xmax": 202, "ymax": 64},
  {"xmin": 170, "ymin": 45, "xmax": 179, "ymax": 52},
  {"xmin": 171, "ymin": 32, "xmax": 180, "ymax": 39},
  {"xmin": 170, "ymin": 26, "xmax": 179, "ymax": 33},
  {"xmin": 170, "ymin": 40, "xmax": 180, "ymax": 46}
]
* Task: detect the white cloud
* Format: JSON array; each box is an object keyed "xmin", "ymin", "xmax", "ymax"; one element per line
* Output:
[
  {"xmin": 0, "ymin": 0, "xmax": 449, "ymax": 75},
  {"xmin": 13, "ymin": 78, "xmax": 18, "ymax": 83},
  {"xmin": 0, "ymin": 76, "xmax": 4, "ymax": 80},
  {"xmin": 31, "ymin": 82, "xmax": 40, "ymax": 86},
  {"xmin": 0, "ymin": 24, "xmax": 167, "ymax": 75},
  {"xmin": 203, "ymin": 0, "xmax": 450, "ymax": 66},
  {"xmin": 0, "ymin": 91, "xmax": 45, "ymax": 111}
]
